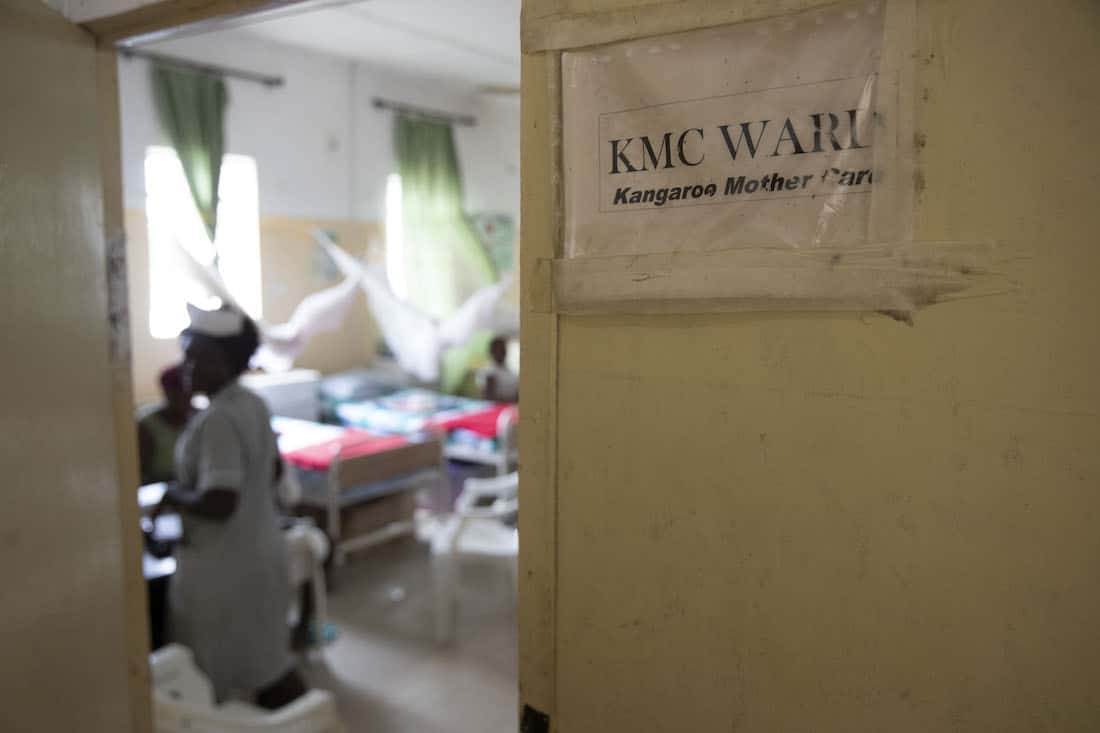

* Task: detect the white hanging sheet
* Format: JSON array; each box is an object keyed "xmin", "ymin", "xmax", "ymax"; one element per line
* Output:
[
  {"xmin": 252, "ymin": 276, "xmax": 360, "ymax": 372},
  {"xmin": 317, "ymin": 232, "xmax": 516, "ymax": 383}
]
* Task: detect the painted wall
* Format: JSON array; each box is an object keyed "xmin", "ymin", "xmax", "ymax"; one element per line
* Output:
[
  {"xmin": 520, "ymin": 0, "xmax": 1100, "ymax": 731},
  {"xmin": 347, "ymin": 62, "xmax": 521, "ymax": 223},
  {"xmin": 119, "ymin": 29, "xmax": 521, "ymax": 223},
  {"xmin": 124, "ymin": 208, "xmax": 381, "ymax": 404},
  {"xmin": 119, "ymin": 30, "xmax": 355, "ymax": 219},
  {"xmin": 1, "ymin": 2, "xmax": 135, "ymax": 730},
  {"xmin": 118, "ymin": 28, "xmax": 520, "ymax": 402}
]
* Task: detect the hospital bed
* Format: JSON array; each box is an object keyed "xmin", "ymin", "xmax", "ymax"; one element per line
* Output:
[
  {"xmin": 274, "ymin": 417, "xmax": 447, "ymax": 564},
  {"xmin": 331, "ymin": 388, "xmax": 518, "ymax": 476}
]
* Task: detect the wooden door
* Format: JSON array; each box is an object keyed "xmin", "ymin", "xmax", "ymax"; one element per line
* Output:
[
  {"xmin": 519, "ymin": 1, "xmax": 1100, "ymax": 731},
  {"xmin": 0, "ymin": 0, "xmax": 147, "ymax": 730}
]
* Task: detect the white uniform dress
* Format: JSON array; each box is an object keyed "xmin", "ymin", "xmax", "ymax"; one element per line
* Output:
[{"xmin": 171, "ymin": 381, "xmax": 292, "ymax": 702}]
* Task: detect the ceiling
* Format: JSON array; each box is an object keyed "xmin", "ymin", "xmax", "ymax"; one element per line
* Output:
[{"xmin": 241, "ymin": 0, "xmax": 521, "ymax": 89}]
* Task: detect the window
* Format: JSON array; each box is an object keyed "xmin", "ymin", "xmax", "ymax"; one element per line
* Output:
[
  {"xmin": 144, "ymin": 146, "xmax": 262, "ymax": 339},
  {"xmin": 384, "ymin": 172, "xmax": 406, "ymax": 300}
]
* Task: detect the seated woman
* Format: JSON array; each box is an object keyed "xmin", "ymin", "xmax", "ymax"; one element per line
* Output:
[
  {"xmin": 477, "ymin": 336, "xmax": 518, "ymax": 403},
  {"xmin": 137, "ymin": 365, "xmax": 194, "ymax": 485},
  {"xmin": 155, "ymin": 304, "xmax": 305, "ymax": 709}
]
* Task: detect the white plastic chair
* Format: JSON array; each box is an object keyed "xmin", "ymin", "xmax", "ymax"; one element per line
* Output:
[
  {"xmin": 431, "ymin": 472, "xmax": 519, "ymax": 642},
  {"xmin": 150, "ymin": 645, "xmax": 344, "ymax": 733},
  {"xmin": 494, "ymin": 407, "xmax": 519, "ymax": 476},
  {"xmin": 284, "ymin": 519, "xmax": 330, "ymax": 648}
]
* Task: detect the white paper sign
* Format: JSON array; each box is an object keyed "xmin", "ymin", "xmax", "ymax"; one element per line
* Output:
[{"xmin": 563, "ymin": 1, "xmax": 888, "ymax": 259}]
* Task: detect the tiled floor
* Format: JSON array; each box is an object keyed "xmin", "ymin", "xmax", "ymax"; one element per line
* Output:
[{"xmin": 302, "ymin": 536, "xmax": 517, "ymax": 733}]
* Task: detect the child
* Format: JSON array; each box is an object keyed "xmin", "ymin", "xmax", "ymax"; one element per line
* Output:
[
  {"xmin": 137, "ymin": 364, "xmax": 195, "ymax": 485},
  {"xmin": 477, "ymin": 336, "xmax": 518, "ymax": 403}
]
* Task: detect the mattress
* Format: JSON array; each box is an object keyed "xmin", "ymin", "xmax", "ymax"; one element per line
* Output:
[{"xmin": 333, "ymin": 388, "xmax": 510, "ymax": 439}]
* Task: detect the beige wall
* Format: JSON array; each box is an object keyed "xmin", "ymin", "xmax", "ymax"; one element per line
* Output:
[
  {"xmin": 521, "ymin": 0, "xmax": 1100, "ymax": 730},
  {"xmin": 1, "ymin": 4, "xmax": 137, "ymax": 731},
  {"xmin": 126, "ymin": 208, "xmax": 381, "ymax": 404}
]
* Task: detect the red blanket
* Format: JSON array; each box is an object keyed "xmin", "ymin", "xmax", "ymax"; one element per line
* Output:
[
  {"xmin": 428, "ymin": 404, "xmax": 518, "ymax": 439},
  {"xmin": 282, "ymin": 429, "xmax": 409, "ymax": 471}
]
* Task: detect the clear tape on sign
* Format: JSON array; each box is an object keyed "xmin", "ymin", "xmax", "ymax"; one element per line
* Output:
[
  {"xmin": 551, "ymin": 241, "xmax": 1023, "ymax": 315},
  {"xmin": 554, "ymin": 0, "xmax": 1010, "ymax": 314}
]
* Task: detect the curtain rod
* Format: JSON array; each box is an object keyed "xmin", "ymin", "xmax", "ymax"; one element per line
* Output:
[
  {"xmin": 371, "ymin": 97, "xmax": 476, "ymax": 127},
  {"xmin": 120, "ymin": 48, "xmax": 285, "ymax": 88}
]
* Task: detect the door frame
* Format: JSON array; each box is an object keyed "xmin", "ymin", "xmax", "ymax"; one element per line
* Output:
[
  {"xmin": 517, "ymin": 3, "xmax": 861, "ymax": 729},
  {"xmin": 82, "ymin": 3, "xmax": 314, "ymax": 731}
]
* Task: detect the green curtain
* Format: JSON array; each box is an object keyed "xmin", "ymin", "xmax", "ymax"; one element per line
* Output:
[
  {"xmin": 150, "ymin": 63, "xmax": 227, "ymax": 244},
  {"xmin": 394, "ymin": 115, "xmax": 497, "ymax": 319}
]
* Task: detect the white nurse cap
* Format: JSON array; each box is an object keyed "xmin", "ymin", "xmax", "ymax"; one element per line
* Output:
[{"xmin": 186, "ymin": 303, "xmax": 244, "ymax": 337}]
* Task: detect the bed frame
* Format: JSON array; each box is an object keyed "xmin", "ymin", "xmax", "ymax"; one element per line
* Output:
[
  {"xmin": 442, "ymin": 408, "xmax": 519, "ymax": 476},
  {"xmin": 296, "ymin": 434, "xmax": 447, "ymax": 565}
]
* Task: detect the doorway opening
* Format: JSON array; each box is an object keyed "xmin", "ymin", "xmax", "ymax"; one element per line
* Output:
[{"xmin": 118, "ymin": 2, "xmax": 521, "ymax": 730}]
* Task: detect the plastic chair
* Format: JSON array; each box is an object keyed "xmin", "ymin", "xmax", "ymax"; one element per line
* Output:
[
  {"xmin": 150, "ymin": 644, "xmax": 344, "ymax": 733},
  {"xmin": 284, "ymin": 519, "xmax": 330, "ymax": 648},
  {"xmin": 494, "ymin": 407, "xmax": 519, "ymax": 476},
  {"xmin": 431, "ymin": 472, "xmax": 519, "ymax": 642}
]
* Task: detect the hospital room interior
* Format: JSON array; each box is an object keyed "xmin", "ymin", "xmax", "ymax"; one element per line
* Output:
[
  {"xmin": 122, "ymin": 2, "xmax": 521, "ymax": 730},
  {"xmin": 7, "ymin": 0, "xmax": 1100, "ymax": 730}
]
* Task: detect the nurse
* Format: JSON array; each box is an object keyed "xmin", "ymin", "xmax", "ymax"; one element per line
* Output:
[{"xmin": 156, "ymin": 304, "xmax": 305, "ymax": 709}]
